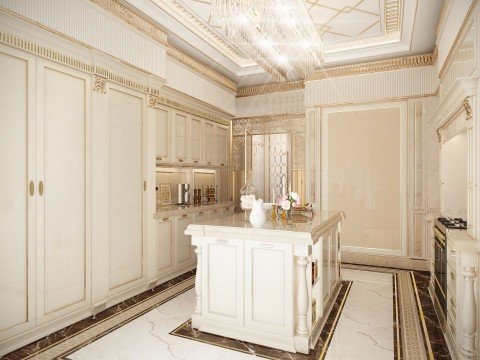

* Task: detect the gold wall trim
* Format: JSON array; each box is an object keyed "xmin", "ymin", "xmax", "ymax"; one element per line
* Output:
[
  {"xmin": 155, "ymin": 95, "xmax": 230, "ymax": 126},
  {"xmin": 0, "ymin": 31, "xmax": 94, "ymax": 73},
  {"xmin": 385, "ymin": 0, "xmax": 402, "ymax": 34},
  {"xmin": 237, "ymin": 81, "xmax": 305, "ymax": 98},
  {"xmin": 90, "ymin": 0, "xmax": 168, "ymax": 46},
  {"xmin": 93, "ymin": 75, "xmax": 107, "ymax": 93},
  {"xmin": 232, "ymin": 112, "xmax": 305, "ymax": 136},
  {"xmin": 94, "ymin": 66, "xmax": 149, "ymax": 93},
  {"xmin": 167, "ymin": 45, "xmax": 237, "ymax": 92},
  {"xmin": 438, "ymin": 0, "xmax": 478, "ymax": 80},
  {"xmin": 308, "ymin": 53, "xmax": 434, "ymax": 81}
]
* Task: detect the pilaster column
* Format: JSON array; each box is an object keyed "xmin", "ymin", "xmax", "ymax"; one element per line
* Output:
[
  {"xmin": 461, "ymin": 267, "xmax": 477, "ymax": 359},
  {"xmin": 296, "ymin": 256, "xmax": 309, "ymax": 336},
  {"xmin": 194, "ymin": 246, "xmax": 202, "ymax": 314}
]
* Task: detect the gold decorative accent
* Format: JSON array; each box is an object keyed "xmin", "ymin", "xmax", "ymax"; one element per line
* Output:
[
  {"xmin": 436, "ymin": 128, "xmax": 442, "ymax": 143},
  {"xmin": 438, "ymin": 0, "xmax": 478, "ymax": 79},
  {"xmin": 463, "ymin": 96, "xmax": 473, "ymax": 120},
  {"xmin": 93, "ymin": 75, "xmax": 107, "ymax": 93},
  {"xmin": 167, "ymin": 45, "xmax": 237, "ymax": 92},
  {"xmin": 156, "ymin": 95, "xmax": 230, "ymax": 126},
  {"xmin": 29, "ymin": 181, "xmax": 35, "ymax": 197},
  {"xmin": 237, "ymin": 81, "xmax": 304, "ymax": 98},
  {"xmin": 94, "ymin": 66, "xmax": 148, "ymax": 93},
  {"xmin": 384, "ymin": 0, "xmax": 402, "ymax": 34},
  {"xmin": 39, "ymin": 181, "xmax": 44, "ymax": 196},
  {"xmin": 89, "ymin": 0, "xmax": 168, "ymax": 46},
  {"xmin": 148, "ymin": 94, "xmax": 159, "ymax": 108},
  {"xmin": 308, "ymin": 53, "xmax": 434, "ymax": 81},
  {"xmin": 232, "ymin": 113, "xmax": 305, "ymax": 136}
]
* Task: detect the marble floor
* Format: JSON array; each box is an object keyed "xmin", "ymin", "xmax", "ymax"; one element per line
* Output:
[{"xmin": 66, "ymin": 268, "xmax": 395, "ymax": 360}]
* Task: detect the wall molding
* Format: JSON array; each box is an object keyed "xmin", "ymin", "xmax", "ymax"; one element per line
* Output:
[
  {"xmin": 308, "ymin": 53, "xmax": 434, "ymax": 81},
  {"xmin": 167, "ymin": 45, "xmax": 236, "ymax": 93},
  {"xmin": 90, "ymin": 0, "xmax": 168, "ymax": 46},
  {"xmin": 237, "ymin": 81, "xmax": 305, "ymax": 98},
  {"xmin": 232, "ymin": 112, "xmax": 305, "ymax": 136}
]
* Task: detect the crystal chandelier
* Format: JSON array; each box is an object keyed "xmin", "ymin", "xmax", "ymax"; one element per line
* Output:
[{"xmin": 212, "ymin": 0, "xmax": 324, "ymax": 81}]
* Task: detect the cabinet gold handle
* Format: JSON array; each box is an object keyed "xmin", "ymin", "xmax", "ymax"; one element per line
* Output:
[
  {"xmin": 450, "ymin": 271, "xmax": 456, "ymax": 281},
  {"xmin": 38, "ymin": 181, "xmax": 44, "ymax": 196},
  {"xmin": 194, "ymin": 160, "xmax": 198, "ymax": 164},
  {"xmin": 157, "ymin": 156, "xmax": 163, "ymax": 161},
  {"xmin": 182, "ymin": 214, "xmax": 188, "ymax": 218},
  {"xmin": 178, "ymin": 158, "xmax": 184, "ymax": 163},
  {"xmin": 198, "ymin": 211, "xmax": 204, "ymax": 215},
  {"xmin": 207, "ymin": 161, "xmax": 211, "ymax": 165},
  {"xmin": 213, "ymin": 209, "xmax": 218, "ymax": 213},
  {"xmin": 162, "ymin": 217, "xmax": 170, "ymax": 222},
  {"xmin": 221, "ymin": 163, "xmax": 225, "ymax": 166},
  {"xmin": 29, "ymin": 181, "xmax": 35, "ymax": 196},
  {"xmin": 143, "ymin": 180, "xmax": 146, "ymax": 191}
]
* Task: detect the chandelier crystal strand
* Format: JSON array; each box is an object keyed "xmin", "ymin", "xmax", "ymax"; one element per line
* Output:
[{"xmin": 212, "ymin": 0, "xmax": 324, "ymax": 80}]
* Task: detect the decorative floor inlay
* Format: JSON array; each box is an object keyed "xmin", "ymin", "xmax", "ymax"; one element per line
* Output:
[
  {"xmin": 2, "ymin": 266, "xmax": 451, "ymax": 360},
  {"xmin": 170, "ymin": 281, "xmax": 352, "ymax": 360}
]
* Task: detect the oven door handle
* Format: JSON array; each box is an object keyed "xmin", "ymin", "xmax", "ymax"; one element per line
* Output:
[{"xmin": 434, "ymin": 228, "xmax": 446, "ymax": 247}]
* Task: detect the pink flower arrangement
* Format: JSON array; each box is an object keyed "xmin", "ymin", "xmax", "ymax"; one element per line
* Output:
[{"xmin": 277, "ymin": 192, "xmax": 301, "ymax": 211}]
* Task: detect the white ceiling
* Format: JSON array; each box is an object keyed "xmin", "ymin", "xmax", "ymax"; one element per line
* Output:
[{"xmin": 124, "ymin": 0, "xmax": 444, "ymax": 87}]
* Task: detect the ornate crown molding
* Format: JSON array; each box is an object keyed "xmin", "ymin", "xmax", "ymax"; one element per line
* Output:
[
  {"xmin": 90, "ymin": 0, "xmax": 168, "ymax": 46},
  {"xmin": 167, "ymin": 45, "xmax": 236, "ymax": 92},
  {"xmin": 237, "ymin": 81, "xmax": 305, "ymax": 98},
  {"xmin": 232, "ymin": 113, "xmax": 305, "ymax": 136},
  {"xmin": 385, "ymin": 0, "xmax": 402, "ymax": 34},
  {"xmin": 308, "ymin": 53, "xmax": 434, "ymax": 81}
]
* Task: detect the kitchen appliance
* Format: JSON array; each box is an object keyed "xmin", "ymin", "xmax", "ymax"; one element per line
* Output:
[
  {"xmin": 176, "ymin": 184, "xmax": 191, "ymax": 205},
  {"xmin": 432, "ymin": 217, "xmax": 467, "ymax": 329}
]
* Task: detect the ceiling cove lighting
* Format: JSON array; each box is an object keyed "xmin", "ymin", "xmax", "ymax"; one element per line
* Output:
[{"xmin": 211, "ymin": 0, "xmax": 324, "ymax": 81}]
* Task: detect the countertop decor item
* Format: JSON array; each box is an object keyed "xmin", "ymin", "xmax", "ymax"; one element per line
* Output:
[
  {"xmin": 277, "ymin": 191, "xmax": 301, "ymax": 220},
  {"xmin": 249, "ymin": 198, "xmax": 267, "ymax": 228}
]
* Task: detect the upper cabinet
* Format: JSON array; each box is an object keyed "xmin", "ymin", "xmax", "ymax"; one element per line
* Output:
[
  {"xmin": 190, "ymin": 117, "xmax": 203, "ymax": 165},
  {"xmin": 155, "ymin": 105, "xmax": 171, "ymax": 163},
  {"xmin": 215, "ymin": 124, "xmax": 229, "ymax": 167},
  {"xmin": 173, "ymin": 110, "xmax": 188, "ymax": 163},
  {"xmin": 203, "ymin": 120, "xmax": 215, "ymax": 166}
]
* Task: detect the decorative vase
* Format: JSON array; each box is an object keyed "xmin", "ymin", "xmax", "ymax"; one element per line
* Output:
[{"xmin": 249, "ymin": 198, "xmax": 267, "ymax": 228}]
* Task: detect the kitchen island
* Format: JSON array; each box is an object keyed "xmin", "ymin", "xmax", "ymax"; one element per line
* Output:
[{"xmin": 185, "ymin": 211, "xmax": 345, "ymax": 354}]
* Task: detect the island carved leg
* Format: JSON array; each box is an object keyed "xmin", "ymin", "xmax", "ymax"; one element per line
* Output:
[
  {"xmin": 194, "ymin": 246, "xmax": 202, "ymax": 315},
  {"xmin": 461, "ymin": 267, "xmax": 477, "ymax": 359},
  {"xmin": 296, "ymin": 256, "xmax": 309, "ymax": 337}
]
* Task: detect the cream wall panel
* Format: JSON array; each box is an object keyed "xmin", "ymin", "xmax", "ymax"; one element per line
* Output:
[
  {"xmin": 37, "ymin": 61, "xmax": 91, "ymax": 320},
  {"xmin": 166, "ymin": 58, "xmax": 235, "ymax": 115},
  {"xmin": 235, "ymin": 90, "xmax": 305, "ymax": 117},
  {"xmin": 0, "ymin": 50, "xmax": 32, "ymax": 333},
  {"xmin": 306, "ymin": 66, "xmax": 437, "ymax": 106},
  {"xmin": 108, "ymin": 87, "xmax": 145, "ymax": 292},
  {"xmin": 0, "ymin": 0, "xmax": 167, "ymax": 79}
]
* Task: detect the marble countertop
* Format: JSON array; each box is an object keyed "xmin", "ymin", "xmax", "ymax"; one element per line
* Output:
[
  {"xmin": 155, "ymin": 201, "xmax": 235, "ymax": 218},
  {"xmin": 447, "ymin": 229, "xmax": 478, "ymax": 252},
  {"xmin": 186, "ymin": 211, "xmax": 345, "ymax": 245}
]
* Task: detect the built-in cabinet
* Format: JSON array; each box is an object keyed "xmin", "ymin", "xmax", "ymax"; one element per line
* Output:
[{"xmin": 154, "ymin": 105, "xmax": 230, "ymax": 168}]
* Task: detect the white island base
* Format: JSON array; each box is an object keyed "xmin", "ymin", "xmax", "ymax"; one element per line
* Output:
[{"xmin": 185, "ymin": 211, "xmax": 345, "ymax": 354}]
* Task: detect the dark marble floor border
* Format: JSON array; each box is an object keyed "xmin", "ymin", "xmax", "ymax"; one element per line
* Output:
[
  {"xmin": 2, "ymin": 270, "xmax": 196, "ymax": 360},
  {"xmin": 169, "ymin": 281, "xmax": 353, "ymax": 360}
]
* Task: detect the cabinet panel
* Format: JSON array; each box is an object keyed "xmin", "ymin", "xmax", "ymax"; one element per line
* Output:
[
  {"xmin": 207, "ymin": 209, "xmax": 222, "ymax": 221},
  {"xmin": 41, "ymin": 65, "xmax": 89, "ymax": 315},
  {"xmin": 245, "ymin": 241, "xmax": 293, "ymax": 335},
  {"xmin": 193, "ymin": 212, "xmax": 207, "ymax": 224},
  {"xmin": 155, "ymin": 106, "xmax": 170, "ymax": 162},
  {"xmin": 175, "ymin": 215, "xmax": 193, "ymax": 267},
  {"xmin": 190, "ymin": 117, "xmax": 202, "ymax": 164},
  {"xmin": 0, "ymin": 51, "xmax": 31, "ymax": 332},
  {"xmin": 155, "ymin": 219, "xmax": 174, "ymax": 275},
  {"xmin": 108, "ymin": 88, "xmax": 144, "ymax": 291},
  {"xmin": 203, "ymin": 121, "xmax": 215, "ymax": 165},
  {"xmin": 173, "ymin": 111, "xmax": 187, "ymax": 162},
  {"xmin": 322, "ymin": 235, "xmax": 330, "ymax": 304},
  {"xmin": 202, "ymin": 238, "xmax": 243, "ymax": 324},
  {"xmin": 215, "ymin": 125, "xmax": 229, "ymax": 167}
]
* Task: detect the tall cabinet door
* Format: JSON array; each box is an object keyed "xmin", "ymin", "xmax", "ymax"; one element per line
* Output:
[
  {"xmin": 155, "ymin": 105, "xmax": 171, "ymax": 163},
  {"xmin": 36, "ymin": 60, "xmax": 92, "ymax": 323},
  {"xmin": 0, "ymin": 47, "xmax": 36, "ymax": 339},
  {"xmin": 173, "ymin": 111, "xmax": 188, "ymax": 163},
  {"xmin": 203, "ymin": 121, "xmax": 215, "ymax": 166},
  {"xmin": 155, "ymin": 218, "xmax": 174, "ymax": 276},
  {"xmin": 190, "ymin": 117, "xmax": 203, "ymax": 164},
  {"xmin": 175, "ymin": 214, "xmax": 194, "ymax": 267},
  {"xmin": 215, "ymin": 124, "xmax": 229, "ymax": 167},
  {"xmin": 108, "ymin": 86, "xmax": 146, "ymax": 295}
]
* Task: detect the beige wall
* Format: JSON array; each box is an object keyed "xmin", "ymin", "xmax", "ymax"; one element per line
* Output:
[{"xmin": 325, "ymin": 106, "xmax": 404, "ymax": 253}]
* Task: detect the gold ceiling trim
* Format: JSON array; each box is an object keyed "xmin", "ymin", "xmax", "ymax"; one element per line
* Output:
[
  {"xmin": 167, "ymin": 45, "xmax": 237, "ymax": 92},
  {"xmin": 385, "ymin": 0, "xmax": 402, "ymax": 34},
  {"xmin": 237, "ymin": 81, "xmax": 305, "ymax": 98},
  {"xmin": 232, "ymin": 112, "xmax": 305, "ymax": 136},
  {"xmin": 234, "ymin": 112, "xmax": 305, "ymax": 121},
  {"xmin": 90, "ymin": 0, "xmax": 168, "ymax": 46},
  {"xmin": 308, "ymin": 53, "xmax": 434, "ymax": 81},
  {"xmin": 438, "ymin": 0, "xmax": 478, "ymax": 80}
]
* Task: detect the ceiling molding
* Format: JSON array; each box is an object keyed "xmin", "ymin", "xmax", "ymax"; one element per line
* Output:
[
  {"xmin": 436, "ymin": 0, "xmax": 452, "ymax": 40},
  {"xmin": 167, "ymin": 45, "xmax": 237, "ymax": 92},
  {"xmin": 308, "ymin": 53, "xmax": 434, "ymax": 81},
  {"xmin": 385, "ymin": 0, "xmax": 402, "ymax": 34},
  {"xmin": 438, "ymin": 0, "xmax": 478, "ymax": 80},
  {"xmin": 236, "ymin": 81, "xmax": 305, "ymax": 98},
  {"xmin": 90, "ymin": 0, "xmax": 168, "ymax": 46}
]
